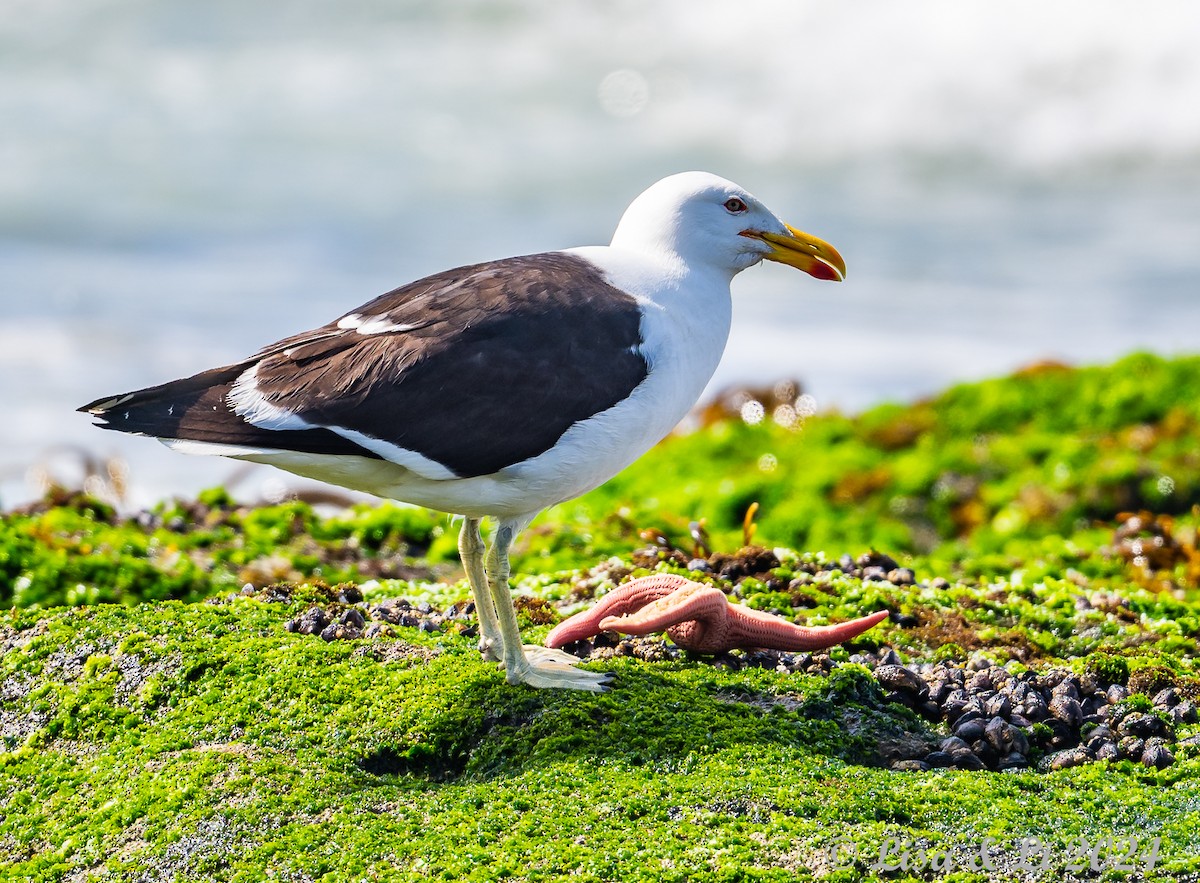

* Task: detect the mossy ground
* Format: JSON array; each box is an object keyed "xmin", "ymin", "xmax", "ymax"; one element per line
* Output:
[{"xmin": 3, "ymin": 352, "xmax": 1200, "ymax": 882}]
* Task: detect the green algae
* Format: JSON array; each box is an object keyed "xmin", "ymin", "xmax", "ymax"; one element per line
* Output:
[
  {"xmin": 2, "ymin": 596, "xmax": 1199, "ymax": 882},
  {"xmin": 3, "ymin": 352, "xmax": 1200, "ymax": 881}
]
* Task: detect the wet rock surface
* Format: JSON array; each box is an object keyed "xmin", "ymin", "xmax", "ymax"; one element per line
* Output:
[
  {"xmin": 262, "ymin": 539, "xmax": 1197, "ymax": 775},
  {"xmin": 279, "ymin": 583, "xmax": 1194, "ymax": 773},
  {"xmin": 856, "ymin": 651, "xmax": 1190, "ymax": 773}
]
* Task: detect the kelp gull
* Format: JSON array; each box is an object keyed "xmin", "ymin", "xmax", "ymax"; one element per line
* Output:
[{"xmin": 80, "ymin": 171, "xmax": 846, "ymax": 691}]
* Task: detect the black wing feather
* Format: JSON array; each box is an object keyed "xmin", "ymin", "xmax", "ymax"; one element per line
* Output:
[{"xmin": 80, "ymin": 253, "xmax": 649, "ymax": 477}]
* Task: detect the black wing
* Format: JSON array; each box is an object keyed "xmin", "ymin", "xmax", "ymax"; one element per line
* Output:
[{"xmin": 81, "ymin": 253, "xmax": 650, "ymax": 478}]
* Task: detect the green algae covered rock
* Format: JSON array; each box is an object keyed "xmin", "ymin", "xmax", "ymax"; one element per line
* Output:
[{"xmin": 2, "ymin": 352, "xmax": 1200, "ymax": 881}]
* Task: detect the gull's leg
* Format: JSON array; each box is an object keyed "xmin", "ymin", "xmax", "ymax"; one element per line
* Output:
[
  {"xmin": 459, "ymin": 517, "xmax": 502, "ymax": 662},
  {"xmin": 485, "ymin": 518, "xmax": 612, "ymax": 692}
]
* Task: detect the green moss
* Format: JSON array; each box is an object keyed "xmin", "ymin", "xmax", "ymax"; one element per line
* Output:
[
  {"xmin": 2, "ymin": 595, "xmax": 1198, "ymax": 882},
  {"xmin": 3, "ymin": 353, "xmax": 1200, "ymax": 880},
  {"xmin": 1085, "ymin": 652, "xmax": 1131, "ymax": 686}
]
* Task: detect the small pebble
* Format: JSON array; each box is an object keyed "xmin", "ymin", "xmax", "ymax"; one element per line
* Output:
[{"xmin": 877, "ymin": 647, "xmax": 903, "ymax": 667}]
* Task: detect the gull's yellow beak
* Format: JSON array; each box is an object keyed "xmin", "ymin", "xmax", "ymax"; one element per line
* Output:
[{"xmin": 742, "ymin": 225, "xmax": 846, "ymax": 281}]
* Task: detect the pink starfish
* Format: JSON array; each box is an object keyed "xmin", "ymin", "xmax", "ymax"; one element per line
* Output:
[{"xmin": 544, "ymin": 573, "xmax": 890, "ymax": 654}]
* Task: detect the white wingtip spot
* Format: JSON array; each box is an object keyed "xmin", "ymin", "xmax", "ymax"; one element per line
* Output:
[
  {"xmin": 87, "ymin": 392, "xmax": 135, "ymax": 413},
  {"xmin": 227, "ymin": 364, "xmax": 313, "ymax": 431},
  {"xmin": 335, "ymin": 312, "xmax": 416, "ymax": 335}
]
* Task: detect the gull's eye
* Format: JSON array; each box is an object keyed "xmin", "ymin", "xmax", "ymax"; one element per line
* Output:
[{"xmin": 723, "ymin": 197, "xmax": 748, "ymax": 214}]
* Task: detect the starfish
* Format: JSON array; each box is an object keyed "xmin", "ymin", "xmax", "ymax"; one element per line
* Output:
[{"xmin": 544, "ymin": 573, "xmax": 889, "ymax": 654}]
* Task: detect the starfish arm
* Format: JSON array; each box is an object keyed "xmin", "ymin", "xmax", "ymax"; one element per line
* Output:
[
  {"xmin": 597, "ymin": 581, "xmax": 729, "ymax": 636},
  {"xmin": 544, "ymin": 573, "xmax": 693, "ymax": 648},
  {"xmin": 725, "ymin": 607, "xmax": 890, "ymax": 652}
]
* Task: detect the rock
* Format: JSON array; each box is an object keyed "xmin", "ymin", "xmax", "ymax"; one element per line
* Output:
[
  {"xmin": 1119, "ymin": 736, "xmax": 1145, "ymax": 760},
  {"xmin": 1084, "ymin": 725, "xmax": 1115, "ymax": 750},
  {"xmin": 942, "ymin": 695, "xmax": 969, "ymax": 723},
  {"xmin": 924, "ymin": 751, "xmax": 956, "ymax": 769},
  {"xmin": 1176, "ymin": 734, "xmax": 1200, "ymax": 753},
  {"xmin": 1106, "ymin": 684, "xmax": 1130, "ymax": 704},
  {"xmin": 984, "ymin": 693, "xmax": 1011, "ymax": 719},
  {"xmin": 874, "ymin": 664, "xmax": 929, "ymax": 700},
  {"xmin": 1050, "ymin": 680, "xmax": 1080, "ymax": 703},
  {"xmin": 1153, "ymin": 687, "xmax": 1180, "ymax": 709},
  {"xmin": 891, "ymin": 759, "xmax": 930, "ymax": 772},
  {"xmin": 997, "ymin": 752, "xmax": 1028, "ymax": 771},
  {"xmin": 985, "ymin": 717, "xmax": 1014, "ymax": 754},
  {"xmin": 1020, "ymin": 693, "xmax": 1049, "ymax": 723},
  {"xmin": 1141, "ymin": 742, "xmax": 1175, "ymax": 770},
  {"xmin": 1040, "ymin": 747, "xmax": 1094, "ymax": 771},
  {"xmin": 954, "ymin": 718, "xmax": 987, "ymax": 744},
  {"xmin": 914, "ymin": 700, "xmax": 943, "ymax": 722},
  {"xmin": 1094, "ymin": 741, "xmax": 1121, "ymax": 762},
  {"xmin": 967, "ymin": 652, "xmax": 992, "ymax": 672},
  {"xmin": 970, "ymin": 739, "xmax": 998, "ymax": 769},
  {"xmin": 968, "ymin": 670, "xmax": 993, "ymax": 693},
  {"xmin": 953, "ymin": 752, "xmax": 987, "ymax": 771},
  {"xmin": 341, "ymin": 607, "xmax": 367, "ymax": 629},
  {"xmin": 1039, "ymin": 669, "xmax": 1070, "ymax": 691},
  {"xmin": 687, "ymin": 558, "xmax": 711, "ymax": 573},
  {"xmin": 1009, "ymin": 725, "xmax": 1030, "ymax": 757},
  {"xmin": 294, "ymin": 607, "xmax": 330, "ymax": 635},
  {"xmin": 877, "ymin": 647, "xmax": 903, "ymax": 667},
  {"xmin": 1170, "ymin": 701, "xmax": 1198, "ymax": 725},
  {"xmin": 939, "ymin": 736, "xmax": 972, "ymax": 756},
  {"xmin": 1118, "ymin": 712, "xmax": 1170, "ymax": 740},
  {"xmin": 1043, "ymin": 719, "xmax": 1075, "ymax": 749},
  {"xmin": 1048, "ymin": 695, "xmax": 1083, "ymax": 727},
  {"xmin": 887, "ymin": 568, "xmax": 916, "ymax": 586}
]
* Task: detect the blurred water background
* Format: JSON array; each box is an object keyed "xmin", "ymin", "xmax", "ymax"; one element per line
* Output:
[{"xmin": 3, "ymin": 0, "xmax": 1199, "ymax": 508}]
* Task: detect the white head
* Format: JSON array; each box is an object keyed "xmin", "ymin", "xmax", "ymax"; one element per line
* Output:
[{"xmin": 609, "ymin": 171, "xmax": 846, "ymax": 283}]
